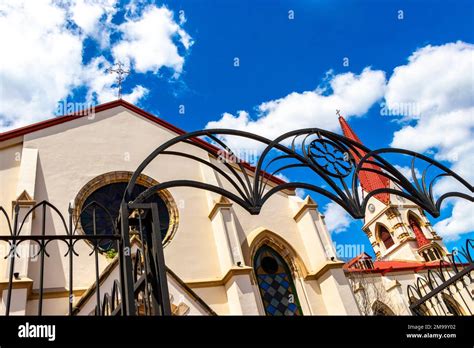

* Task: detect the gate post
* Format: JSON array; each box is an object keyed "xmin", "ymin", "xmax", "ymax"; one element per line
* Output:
[
  {"xmin": 149, "ymin": 203, "xmax": 171, "ymax": 315},
  {"xmin": 119, "ymin": 201, "xmax": 136, "ymax": 315}
]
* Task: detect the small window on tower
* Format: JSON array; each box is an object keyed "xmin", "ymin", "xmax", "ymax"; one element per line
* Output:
[{"xmin": 378, "ymin": 226, "xmax": 394, "ymax": 249}]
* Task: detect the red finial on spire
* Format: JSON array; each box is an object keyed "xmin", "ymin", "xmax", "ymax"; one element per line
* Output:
[{"xmin": 338, "ymin": 111, "xmax": 390, "ymax": 204}]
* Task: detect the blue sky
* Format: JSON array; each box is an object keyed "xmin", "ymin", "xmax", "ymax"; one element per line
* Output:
[{"xmin": 1, "ymin": 0, "xmax": 473, "ymax": 258}]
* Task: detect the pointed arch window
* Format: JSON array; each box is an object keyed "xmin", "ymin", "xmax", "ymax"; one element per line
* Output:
[
  {"xmin": 378, "ymin": 226, "xmax": 394, "ymax": 249},
  {"xmin": 372, "ymin": 300, "xmax": 395, "ymax": 316},
  {"xmin": 253, "ymin": 245, "xmax": 302, "ymax": 316},
  {"xmin": 442, "ymin": 294, "xmax": 463, "ymax": 316},
  {"xmin": 409, "ymin": 296, "xmax": 430, "ymax": 316}
]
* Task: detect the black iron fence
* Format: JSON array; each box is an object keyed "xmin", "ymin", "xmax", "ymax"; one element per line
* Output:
[
  {"xmin": 0, "ymin": 199, "xmax": 170, "ymax": 316},
  {"xmin": 408, "ymin": 239, "xmax": 473, "ymax": 316}
]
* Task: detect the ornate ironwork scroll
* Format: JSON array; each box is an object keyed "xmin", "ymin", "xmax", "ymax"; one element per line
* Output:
[
  {"xmin": 124, "ymin": 128, "xmax": 473, "ymax": 219},
  {"xmin": 120, "ymin": 128, "xmax": 472, "ymax": 317},
  {"xmin": 1, "ymin": 127, "xmax": 472, "ymax": 317}
]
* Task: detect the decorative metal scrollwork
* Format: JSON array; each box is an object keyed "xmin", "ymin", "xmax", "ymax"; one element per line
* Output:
[
  {"xmin": 124, "ymin": 128, "xmax": 473, "ymax": 220},
  {"xmin": 0, "ymin": 126, "xmax": 472, "ymax": 318},
  {"xmin": 306, "ymin": 138, "xmax": 353, "ymax": 178},
  {"xmin": 0, "ymin": 200, "xmax": 121, "ymax": 316}
]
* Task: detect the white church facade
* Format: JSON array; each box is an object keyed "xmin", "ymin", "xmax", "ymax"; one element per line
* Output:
[{"xmin": 0, "ymin": 100, "xmax": 472, "ymax": 316}]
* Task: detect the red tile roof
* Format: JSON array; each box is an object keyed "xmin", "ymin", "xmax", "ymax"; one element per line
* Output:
[
  {"xmin": 344, "ymin": 252, "xmax": 373, "ymax": 269},
  {"xmin": 344, "ymin": 252, "xmax": 444, "ymax": 274}
]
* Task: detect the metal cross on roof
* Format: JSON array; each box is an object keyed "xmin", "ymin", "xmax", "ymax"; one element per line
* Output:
[{"xmin": 107, "ymin": 62, "xmax": 130, "ymax": 99}]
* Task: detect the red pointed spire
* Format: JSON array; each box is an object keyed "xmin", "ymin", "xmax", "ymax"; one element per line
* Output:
[{"xmin": 338, "ymin": 113, "xmax": 390, "ymax": 204}]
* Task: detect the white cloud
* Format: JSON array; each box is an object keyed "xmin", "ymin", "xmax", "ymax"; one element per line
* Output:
[
  {"xmin": 124, "ymin": 0, "xmax": 149, "ymax": 17},
  {"xmin": 274, "ymin": 173, "xmax": 307, "ymax": 199},
  {"xmin": 391, "ymin": 108, "xmax": 474, "ymax": 161},
  {"xmin": 113, "ymin": 5, "xmax": 193, "ymax": 75},
  {"xmin": 0, "ymin": 1, "xmax": 191, "ymax": 131},
  {"xmin": 386, "ymin": 41, "xmax": 474, "ymax": 240},
  {"xmin": 323, "ymin": 202, "xmax": 353, "ymax": 234},
  {"xmin": 123, "ymin": 85, "xmax": 149, "ymax": 104},
  {"xmin": 274, "ymin": 173, "xmax": 289, "ymax": 182},
  {"xmin": 68, "ymin": 0, "xmax": 118, "ymax": 48},
  {"xmin": 206, "ymin": 68, "xmax": 386, "ymax": 151},
  {"xmin": 0, "ymin": 0, "xmax": 83, "ymax": 130},
  {"xmin": 81, "ymin": 56, "xmax": 149, "ymax": 104},
  {"xmin": 385, "ymin": 41, "xmax": 473, "ymax": 118},
  {"xmin": 295, "ymin": 188, "xmax": 306, "ymax": 199},
  {"xmin": 433, "ymin": 201, "xmax": 474, "ymax": 242},
  {"xmin": 81, "ymin": 56, "xmax": 116, "ymax": 103},
  {"xmin": 393, "ymin": 165, "xmax": 421, "ymax": 183}
]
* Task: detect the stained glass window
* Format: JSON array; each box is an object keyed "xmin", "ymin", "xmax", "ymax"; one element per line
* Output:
[
  {"xmin": 254, "ymin": 245, "xmax": 302, "ymax": 316},
  {"xmin": 80, "ymin": 182, "xmax": 170, "ymax": 251}
]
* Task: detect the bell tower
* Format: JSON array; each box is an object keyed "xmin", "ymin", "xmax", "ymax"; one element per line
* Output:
[{"xmin": 338, "ymin": 114, "xmax": 448, "ymax": 262}]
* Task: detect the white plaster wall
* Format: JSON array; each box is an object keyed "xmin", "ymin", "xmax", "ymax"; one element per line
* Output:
[
  {"xmin": 0, "ymin": 143, "xmax": 22, "ymax": 276},
  {"xmin": 21, "ymin": 106, "xmax": 220, "ymax": 290},
  {"xmin": 192, "ymin": 286, "xmax": 229, "ymax": 315},
  {"xmin": 304, "ymin": 279, "xmax": 328, "ymax": 314},
  {"xmin": 26, "ymin": 297, "xmax": 69, "ymax": 316}
]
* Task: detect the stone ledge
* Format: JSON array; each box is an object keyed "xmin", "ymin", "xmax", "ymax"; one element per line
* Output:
[
  {"xmin": 304, "ymin": 261, "xmax": 345, "ymax": 281},
  {"xmin": 0, "ymin": 277, "xmax": 34, "ymax": 298},
  {"xmin": 384, "ymin": 279, "xmax": 401, "ymax": 292},
  {"xmin": 208, "ymin": 196, "xmax": 233, "ymax": 220},
  {"xmin": 186, "ymin": 266, "xmax": 254, "ymax": 288},
  {"xmin": 293, "ymin": 196, "xmax": 318, "ymax": 222},
  {"xmin": 29, "ymin": 287, "xmax": 87, "ymax": 300}
]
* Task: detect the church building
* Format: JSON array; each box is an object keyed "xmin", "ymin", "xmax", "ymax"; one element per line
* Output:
[{"xmin": 0, "ymin": 100, "xmax": 471, "ymax": 315}]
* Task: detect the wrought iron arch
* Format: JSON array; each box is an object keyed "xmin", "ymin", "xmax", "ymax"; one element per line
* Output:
[
  {"xmin": 123, "ymin": 128, "xmax": 473, "ymax": 219},
  {"xmin": 0, "ymin": 127, "xmax": 472, "ymax": 317},
  {"xmin": 118, "ymin": 128, "xmax": 472, "ymax": 317}
]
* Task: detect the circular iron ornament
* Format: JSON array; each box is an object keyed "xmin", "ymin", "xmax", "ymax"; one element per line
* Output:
[{"xmin": 308, "ymin": 139, "xmax": 353, "ymax": 178}]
